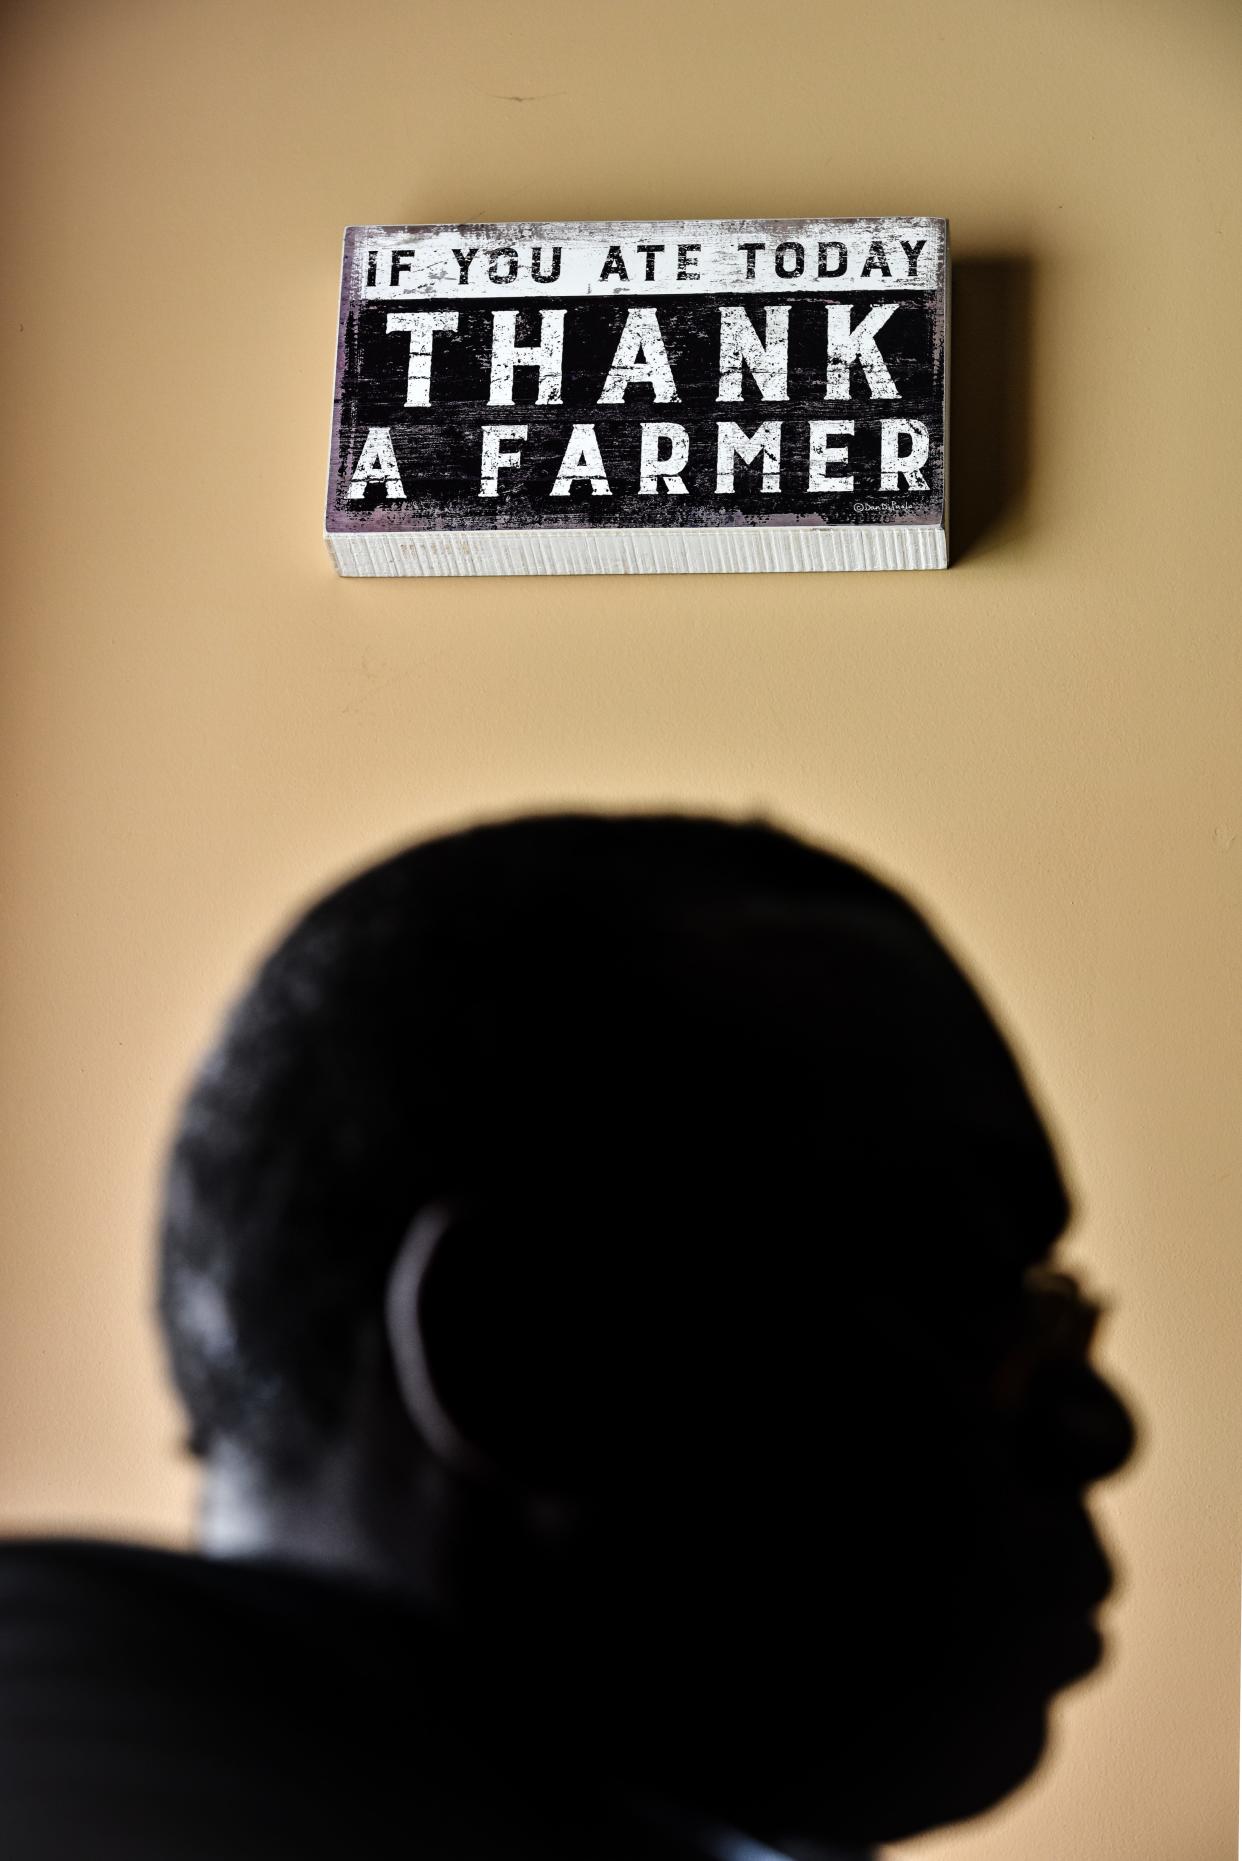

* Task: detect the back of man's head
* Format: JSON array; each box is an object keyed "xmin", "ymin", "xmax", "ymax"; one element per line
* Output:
[{"xmin": 159, "ymin": 812, "xmax": 932, "ymax": 1478}]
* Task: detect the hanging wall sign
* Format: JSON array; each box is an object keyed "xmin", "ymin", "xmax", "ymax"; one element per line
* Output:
[{"xmin": 326, "ymin": 217, "xmax": 948, "ymax": 577}]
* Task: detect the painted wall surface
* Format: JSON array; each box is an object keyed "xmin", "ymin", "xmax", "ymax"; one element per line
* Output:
[{"xmin": 1, "ymin": 2, "xmax": 1238, "ymax": 1856}]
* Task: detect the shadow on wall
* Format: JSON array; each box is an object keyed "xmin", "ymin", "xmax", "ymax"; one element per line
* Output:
[{"xmin": 950, "ymin": 256, "xmax": 1034, "ymax": 563}]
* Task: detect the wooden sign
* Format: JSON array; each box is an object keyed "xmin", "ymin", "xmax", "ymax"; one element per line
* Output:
[{"xmin": 326, "ymin": 217, "xmax": 948, "ymax": 577}]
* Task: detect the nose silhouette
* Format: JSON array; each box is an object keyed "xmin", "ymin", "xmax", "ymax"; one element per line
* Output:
[{"xmin": 1021, "ymin": 1356, "xmax": 1137, "ymax": 1487}]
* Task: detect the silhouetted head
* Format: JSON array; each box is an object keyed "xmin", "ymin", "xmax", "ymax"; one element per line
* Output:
[{"xmin": 158, "ymin": 813, "xmax": 1133, "ymax": 1850}]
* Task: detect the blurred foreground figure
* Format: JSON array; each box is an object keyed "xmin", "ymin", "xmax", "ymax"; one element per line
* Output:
[{"xmin": 0, "ymin": 814, "xmax": 1134, "ymax": 1860}]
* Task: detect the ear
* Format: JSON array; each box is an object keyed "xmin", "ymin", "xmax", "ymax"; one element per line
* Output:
[
  {"xmin": 384, "ymin": 1201, "xmax": 597, "ymax": 1508},
  {"xmin": 385, "ymin": 1202, "xmax": 501, "ymax": 1488}
]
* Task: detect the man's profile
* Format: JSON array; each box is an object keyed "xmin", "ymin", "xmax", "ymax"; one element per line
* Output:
[{"xmin": 0, "ymin": 812, "xmax": 1134, "ymax": 1860}]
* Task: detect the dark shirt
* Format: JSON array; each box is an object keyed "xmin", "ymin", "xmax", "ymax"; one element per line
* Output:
[
  {"xmin": 0, "ymin": 1538, "xmax": 875, "ymax": 1861},
  {"xmin": 0, "ymin": 1537, "xmax": 719, "ymax": 1861}
]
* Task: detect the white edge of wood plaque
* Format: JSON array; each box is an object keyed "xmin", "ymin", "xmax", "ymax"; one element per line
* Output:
[{"xmin": 325, "ymin": 524, "xmax": 948, "ymax": 578}]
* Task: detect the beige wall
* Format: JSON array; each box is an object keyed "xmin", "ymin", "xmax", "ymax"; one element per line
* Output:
[{"xmin": 2, "ymin": 1, "xmax": 1239, "ymax": 1854}]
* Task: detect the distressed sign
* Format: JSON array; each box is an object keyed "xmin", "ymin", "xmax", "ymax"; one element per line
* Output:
[{"xmin": 326, "ymin": 218, "xmax": 948, "ymax": 576}]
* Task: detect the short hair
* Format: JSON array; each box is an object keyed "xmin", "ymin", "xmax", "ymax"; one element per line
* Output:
[{"xmin": 157, "ymin": 812, "xmax": 923, "ymax": 1476}]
